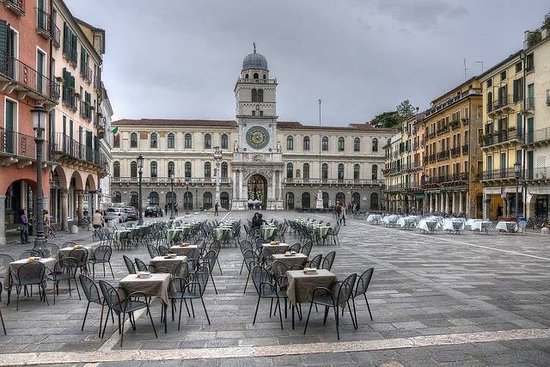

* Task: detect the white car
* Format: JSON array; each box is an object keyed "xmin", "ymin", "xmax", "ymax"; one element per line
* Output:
[{"xmin": 105, "ymin": 208, "xmax": 128, "ymax": 223}]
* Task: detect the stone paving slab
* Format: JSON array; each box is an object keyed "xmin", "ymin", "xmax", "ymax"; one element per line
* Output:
[{"xmin": 1, "ymin": 211, "xmax": 550, "ymax": 365}]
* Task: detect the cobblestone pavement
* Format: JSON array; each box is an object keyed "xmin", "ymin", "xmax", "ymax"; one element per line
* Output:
[{"xmin": 1, "ymin": 211, "xmax": 550, "ymax": 366}]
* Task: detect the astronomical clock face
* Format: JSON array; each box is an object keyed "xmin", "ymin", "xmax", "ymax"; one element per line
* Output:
[{"xmin": 246, "ymin": 126, "xmax": 270, "ymax": 150}]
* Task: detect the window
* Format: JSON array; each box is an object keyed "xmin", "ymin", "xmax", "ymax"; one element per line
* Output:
[
  {"xmin": 338, "ymin": 164, "xmax": 345, "ymax": 180},
  {"xmin": 221, "ymin": 162, "xmax": 228, "ymax": 178},
  {"xmin": 113, "ymin": 192, "xmax": 122, "ymax": 203},
  {"xmin": 372, "ymin": 138, "xmax": 378, "ymax": 152},
  {"xmin": 113, "ymin": 134, "xmax": 120, "ymax": 148},
  {"xmin": 322, "ymin": 163, "xmax": 328, "ymax": 179},
  {"xmin": 185, "ymin": 133, "xmax": 192, "ymax": 149},
  {"xmin": 204, "ymin": 162, "xmax": 211, "ymax": 178},
  {"xmin": 257, "ymin": 89, "xmax": 263, "ymax": 102},
  {"xmin": 251, "ymin": 89, "xmax": 257, "ymax": 102},
  {"xmin": 150, "ymin": 133, "xmax": 158, "ymax": 148},
  {"xmin": 487, "ymin": 78, "xmax": 492, "ymax": 88},
  {"xmin": 287, "ymin": 136, "xmax": 294, "ymax": 150},
  {"xmin": 302, "ymin": 193, "xmax": 311, "ymax": 209},
  {"xmin": 515, "ymin": 61, "xmax": 522, "ymax": 72},
  {"xmin": 204, "ymin": 134, "xmax": 211, "ymax": 149},
  {"xmin": 500, "ymin": 71, "xmax": 506, "ymax": 81},
  {"xmin": 526, "ymin": 53, "xmax": 534, "ymax": 71},
  {"xmin": 253, "ymin": 73, "xmax": 258, "ymax": 79},
  {"xmin": 149, "ymin": 192, "xmax": 159, "ymax": 205},
  {"xmin": 354, "ymin": 164, "xmax": 360, "ymax": 180},
  {"xmin": 130, "ymin": 161, "xmax": 137, "ymax": 178},
  {"xmin": 130, "ymin": 192, "xmax": 138, "ymax": 208},
  {"xmin": 303, "ymin": 136, "xmax": 310, "ymax": 151},
  {"xmin": 221, "ymin": 134, "xmax": 228, "ymax": 149},
  {"xmin": 354, "ymin": 137, "xmax": 360, "ymax": 152},
  {"xmin": 130, "ymin": 132, "xmax": 138, "ymax": 148},
  {"xmin": 167, "ymin": 133, "xmax": 175, "ymax": 148},
  {"xmin": 203, "ymin": 192, "xmax": 213, "ymax": 209},
  {"xmin": 150, "ymin": 161, "xmax": 157, "ymax": 177},
  {"xmin": 113, "ymin": 161, "xmax": 120, "ymax": 178},
  {"xmin": 322, "ymin": 136, "xmax": 329, "ymax": 151},
  {"xmin": 338, "ymin": 137, "xmax": 345, "ymax": 151},
  {"xmin": 370, "ymin": 193, "xmax": 379, "ymax": 210},
  {"xmin": 513, "ymin": 78, "xmax": 524, "ymax": 103},
  {"xmin": 286, "ymin": 163, "xmax": 293, "ymax": 179},
  {"xmin": 168, "ymin": 161, "xmax": 175, "ymax": 176},
  {"xmin": 372, "ymin": 164, "xmax": 378, "ymax": 180},
  {"xmin": 185, "ymin": 162, "xmax": 191, "ymax": 178},
  {"xmin": 303, "ymin": 163, "xmax": 310, "ymax": 179}
]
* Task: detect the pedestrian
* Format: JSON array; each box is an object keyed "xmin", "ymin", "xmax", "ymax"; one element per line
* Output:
[
  {"xmin": 340, "ymin": 202, "xmax": 346, "ymax": 226},
  {"xmin": 92, "ymin": 209, "xmax": 105, "ymax": 229},
  {"xmin": 214, "ymin": 202, "xmax": 219, "ymax": 216},
  {"xmin": 43, "ymin": 209, "xmax": 51, "ymax": 239},
  {"xmin": 335, "ymin": 202, "xmax": 342, "ymax": 224},
  {"xmin": 19, "ymin": 209, "xmax": 29, "ymax": 244}
]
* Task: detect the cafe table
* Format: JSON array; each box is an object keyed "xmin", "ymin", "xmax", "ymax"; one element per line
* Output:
[
  {"xmin": 470, "ymin": 220, "xmax": 491, "ymax": 233},
  {"xmin": 272, "ymin": 253, "xmax": 308, "ymax": 268},
  {"xmin": 149, "ymin": 255, "xmax": 187, "ymax": 273},
  {"xmin": 214, "ymin": 226, "xmax": 232, "ymax": 242},
  {"xmin": 496, "ymin": 221, "xmax": 518, "ymax": 233},
  {"xmin": 58, "ymin": 244, "xmax": 95, "ymax": 262},
  {"xmin": 286, "ymin": 269, "xmax": 337, "ymax": 329},
  {"xmin": 169, "ymin": 244, "xmax": 198, "ymax": 257},
  {"xmin": 261, "ymin": 243, "xmax": 290, "ymax": 255},
  {"xmin": 6, "ymin": 257, "xmax": 56, "ymax": 288},
  {"xmin": 119, "ymin": 273, "xmax": 171, "ymax": 333},
  {"xmin": 166, "ymin": 228, "xmax": 185, "ymax": 244},
  {"xmin": 260, "ymin": 225, "xmax": 279, "ymax": 240}
]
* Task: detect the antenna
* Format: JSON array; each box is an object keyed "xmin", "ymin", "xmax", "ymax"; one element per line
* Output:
[
  {"xmin": 318, "ymin": 99, "xmax": 322, "ymax": 126},
  {"xmin": 463, "ymin": 58, "xmax": 470, "ymax": 81},
  {"xmin": 475, "ymin": 61, "xmax": 484, "ymax": 73}
]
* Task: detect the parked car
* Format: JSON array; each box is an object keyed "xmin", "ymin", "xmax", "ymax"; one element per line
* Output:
[
  {"xmin": 124, "ymin": 206, "xmax": 138, "ymax": 221},
  {"xmin": 145, "ymin": 205, "xmax": 163, "ymax": 217},
  {"xmin": 105, "ymin": 207, "xmax": 127, "ymax": 223}
]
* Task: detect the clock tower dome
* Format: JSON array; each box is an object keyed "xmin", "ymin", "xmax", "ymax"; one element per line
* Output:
[{"xmin": 231, "ymin": 45, "xmax": 284, "ymax": 210}]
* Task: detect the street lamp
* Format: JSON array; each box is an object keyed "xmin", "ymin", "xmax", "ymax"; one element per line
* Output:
[
  {"xmin": 514, "ymin": 161, "xmax": 521, "ymax": 222},
  {"xmin": 137, "ymin": 154, "xmax": 144, "ymax": 225},
  {"xmin": 31, "ymin": 105, "xmax": 47, "ymax": 249},
  {"xmin": 213, "ymin": 146, "xmax": 223, "ymax": 209},
  {"xmin": 169, "ymin": 171, "xmax": 175, "ymax": 219}
]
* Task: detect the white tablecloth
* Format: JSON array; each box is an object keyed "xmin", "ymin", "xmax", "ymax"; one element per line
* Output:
[
  {"xmin": 442, "ymin": 219, "xmax": 464, "ymax": 232},
  {"xmin": 470, "ymin": 220, "xmax": 491, "ymax": 232},
  {"xmin": 382, "ymin": 215, "xmax": 399, "ymax": 226},
  {"xmin": 417, "ymin": 219, "xmax": 439, "ymax": 232},
  {"xmin": 495, "ymin": 221, "xmax": 518, "ymax": 233},
  {"xmin": 366, "ymin": 214, "xmax": 382, "ymax": 224}
]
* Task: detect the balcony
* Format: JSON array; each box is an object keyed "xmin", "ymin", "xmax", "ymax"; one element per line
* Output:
[
  {"xmin": 482, "ymin": 129, "xmax": 521, "ymax": 149},
  {"xmin": 527, "ymin": 166, "xmax": 550, "ymax": 182},
  {"xmin": 4, "ymin": 0, "xmax": 25, "ymax": 16},
  {"xmin": 284, "ymin": 178, "xmax": 383, "ymax": 186},
  {"xmin": 112, "ymin": 176, "xmax": 232, "ymax": 186},
  {"xmin": 521, "ymin": 97, "xmax": 535, "ymax": 114},
  {"xmin": 35, "ymin": 8, "xmax": 51, "ymax": 39},
  {"xmin": 450, "ymin": 146, "xmax": 461, "ymax": 158},
  {"xmin": 479, "ymin": 168, "xmax": 517, "ymax": 182},
  {"xmin": 461, "ymin": 144, "xmax": 469, "ymax": 155},
  {"xmin": 80, "ymin": 65, "xmax": 92, "ymax": 83},
  {"xmin": 52, "ymin": 133, "xmax": 105, "ymax": 168},
  {"xmin": 51, "ymin": 23, "xmax": 61, "ymax": 48},
  {"xmin": 436, "ymin": 151, "xmax": 449, "ymax": 161},
  {"xmin": 436, "ymin": 124, "xmax": 449, "ymax": 135},
  {"xmin": 424, "ymin": 88, "xmax": 482, "ymax": 118},
  {"xmin": 488, "ymin": 95, "xmax": 515, "ymax": 118},
  {"xmin": 0, "ymin": 128, "xmax": 35, "ymax": 165},
  {"xmin": 422, "ymin": 173, "xmax": 468, "ymax": 188},
  {"xmin": 79, "ymin": 100, "xmax": 93, "ymax": 121},
  {"xmin": 0, "ymin": 51, "xmax": 60, "ymax": 105},
  {"xmin": 524, "ymin": 126, "xmax": 550, "ymax": 146},
  {"xmin": 237, "ymin": 77, "xmax": 277, "ymax": 85}
]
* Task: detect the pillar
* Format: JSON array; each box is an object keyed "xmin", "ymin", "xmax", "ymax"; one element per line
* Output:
[
  {"xmin": 482, "ymin": 192, "xmax": 488, "ymax": 220},
  {"xmin": 60, "ymin": 188, "xmax": 69, "ymax": 231},
  {"xmin": 232, "ymin": 170, "xmax": 237, "ymax": 199},
  {"xmin": 458, "ymin": 192, "xmax": 464, "ymax": 214},
  {"xmin": 77, "ymin": 190, "xmax": 85, "ymax": 220},
  {"xmin": 0, "ymin": 196, "xmax": 6, "ymax": 246}
]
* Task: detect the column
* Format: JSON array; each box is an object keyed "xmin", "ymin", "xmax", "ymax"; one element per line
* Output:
[
  {"xmin": 60, "ymin": 189, "xmax": 69, "ymax": 231},
  {"xmin": 232, "ymin": 170, "xmax": 237, "ymax": 199},
  {"xmin": 77, "ymin": 190, "xmax": 84, "ymax": 220},
  {"xmin": 0, "ymin": 196, "xmax": 6, "ymax": 246},
  {"xmin": 458, "ymin": 192, "xmax": 464, "ymax": 214},
  {"xmin": 451, "ymin": 192, "xmax": 456, "ymax": 214},
  {"xmin": 239, "ymin": 170, "xmax": 244, "ymax": 199},
  {"xmin": 482, "ymin": 192, "xmax": 488, "ymax": 220}
]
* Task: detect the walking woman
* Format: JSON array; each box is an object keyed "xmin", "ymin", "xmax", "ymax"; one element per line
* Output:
[{"xmin": 19, "ymin": 209, "xmax": 29, "ymax": 244}]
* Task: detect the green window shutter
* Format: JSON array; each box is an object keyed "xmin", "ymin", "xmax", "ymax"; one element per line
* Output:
[
  {"xmin": 63, "ymin": 23, "xmax": 68, "ymax": 52},
  {"xmin": 0, "ymin": 20, "xmax": 7, "ymax": 74}
]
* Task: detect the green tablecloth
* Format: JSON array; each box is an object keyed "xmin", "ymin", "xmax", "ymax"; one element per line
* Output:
[
  {"xmin": 214, "ymin": 227, "xmax": 232, "ymax": 242},
  {"xmin": 313, "ymin": 226, "xmax": 331, "ymax": 238},
  {"xmin": 261, "ymin": 226, "xmax": 279, "ymax": 240}
]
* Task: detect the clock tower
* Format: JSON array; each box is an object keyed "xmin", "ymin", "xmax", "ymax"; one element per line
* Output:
[{"xmin": 231, "ymin": 45, "xmax": 284, "ymax": 210}]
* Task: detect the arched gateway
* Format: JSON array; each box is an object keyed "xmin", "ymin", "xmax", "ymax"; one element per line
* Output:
[{"xmin": 248, "ymin": 174, "xmax": 267, "ymax": 209}]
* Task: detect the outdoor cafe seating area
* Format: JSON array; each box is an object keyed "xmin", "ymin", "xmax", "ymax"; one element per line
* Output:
[{"xmin": 0, "ymin": 214, "xmax": 374, "ymax": 343}]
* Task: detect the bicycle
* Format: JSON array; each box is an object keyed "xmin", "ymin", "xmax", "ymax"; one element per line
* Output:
[
  {"xmin": 79, "ymin": 216, "xmax": 91, "ymax": 229},
  {"xmin": 47, "ymin": 222, "xmax": 58, "ymax": 237}
]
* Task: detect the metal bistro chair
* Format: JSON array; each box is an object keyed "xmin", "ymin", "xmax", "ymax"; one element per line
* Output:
[
  {"xmin": 202, "ymin": 250, "xmax": 219, "ymax": 295},
  {"xmin": 0, "ymin": 304, "xmax": 5, "ymax": 335},
  {"xmin": 123, "ymin": 255, "xmax": 137, "ymax": 275},
  {"xmin": 147, "ymin": 244, "xmax": 160, "ymax": 259},
  {"xmin": 0, "ymin": 254, "xmax": 14, "ymax": 302},
  {"xmin": 89, "ymin": 246, "xmax": 115, "ymax": 279},
  {"xmin": 352, "ymin": 268, "xmax": 375, "ymax": 325},
  {"xmin": 98, "ymin": 280, "xmax": 157, "ymax": 347},
  {"xmin": 308, "ymin": 254, "xmax": 323, "ymax": 269},
  {"xmin": 179, "ymin": 265, "xmax": 211, "ymax": 325},
  {"xmin": 11, "ymin": 262, "xmax": 49, "ymax": 311},
  {"xmin": 304, "ymin": 273, "xmax": 357, "ymax": 340},
  {"xmin": 79, "ymin": 274, "xmax": 105, "ymax": 337},
  {"xmin": 251, "ymin": 265, "xmax": 284, "ymax": 330},
  {"xmin": 243, "ymin": 249, "xmax": 259, "ymax": 293},
  {"xmin": 47, "ymin": 257, "xmax": 81, "ymax": 304},
  {"xmin": 321, "ymin": 251, "xmax": 336, "ymax": 271}
]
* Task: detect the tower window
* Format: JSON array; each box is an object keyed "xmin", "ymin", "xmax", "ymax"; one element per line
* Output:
[
  {"xmin": 257, "ymin": 89, "xmax": 263, "ymax": 102},
  {"xmin": 263, "ymin": 74, "xmax": 266, "ymax": 79},
  {"xmin": 245, "ymin": 74, "xmax": 249, "ymax": 79},
  {"xmin": 251, "ymin": 89, "xmax": 257, "ymax": 102},
  {"xmin": 253, "ymin": 73, "xmax": 258, "ymax": 79}
]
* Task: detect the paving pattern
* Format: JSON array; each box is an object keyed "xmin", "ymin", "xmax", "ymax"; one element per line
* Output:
[{"xmin": 1, "ymin": 211, "xmax": 550, "ymax": 366}]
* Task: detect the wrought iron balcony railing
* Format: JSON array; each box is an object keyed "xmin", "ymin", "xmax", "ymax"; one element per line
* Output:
[
  {"xmin": 482, "ymin": 129, "xmax": 521, "ymax": 147},
  {"xmin": 284, "ymin": 178, "xmax": 384, "ymax": 186},
  {"xmin": 52, "ymin": 132, "xmax": 105, "ymax": 167},
  {"xmin": 479, "ymin": 168, "xmax": 517, "ymax": 181},
  {"xmin": 4, "ymin": 0, "xmax": 25, "ymax": 16}
]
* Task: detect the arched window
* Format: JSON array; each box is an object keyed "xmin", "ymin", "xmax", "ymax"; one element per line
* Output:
[
  {"xmin": 220, "ymin": 192, "xmax": 230, "ymax": 209},
  {"xmin": 302, "ymin": 192, "xmax": 311, "ymax": 209},
  {"xmin": 245, "ymin": 74, "xmax": 249, "ymax": 79},
  {"xmin": 167, "ymin": 133, "xmax": 175, "ymax": 148},
  {"xmin": 130, "ymin": 132, "xmax": 138, "ymax": 148},
  {"xmin": 113, "ymin": 161, "xmax": 120, "ymax": 178},
  {"xmin": 303, "ymin": 136, "xmax": 310, "ymax": 151},
  {"xmin": 130, "ymin": 192, "xmax": 138, "ymax": 208},
  {"xmin": 166, "ymin": 192, "xmax": 176, "ymax": 208},
  {"xmin": 185, "ymin": 162, "xmax": 191, "ymax": 178},
  {"xmin": 352, "ymin": 192, "xmax": 361, "ymax": 210},
  {"xmin": 149, "ymin": 192, "xmax": 159, "ymax": 205},
  {"xmin": 204, "ymin": 134, "xmax": 211, "ymax": 149},
  {"xmin": 150, "ymin": 133, "xmax": 158, "ymax": 148},
  {"xmin": 286, "ymin": 192, "xmax": 295, "ymax": 210},
  {"xmin": 322, "ymin": 191, "xmax": 329, "ymax": 208},
  {"xmin": 204, "ymin": 162, "xmax": 211, "ymax": 178},
  {"xmin": 372, "ymin": 164, "xmax": 378, "ymax": 180},
  {"xmin": 203, "ymin": 192, "xmax": 213, "ymax": 209},
  {"xmin": 338, "ymin": 137, "xmax": 345, "ymax": 151},
  {"xmin": 113, "ymin": 135, "xmax": 120, "ymax": 148},
  {"xmin": 221, "ymin": 134, "xmax": 228, "ymax": 149},
  {"xmin": 338, "ymin": 163, "xmax": 345, "ymax": 180},
  {"xmin": 113, "ymin": 191, "xmax": 122, "ymax": 203},
  {"xmin": 221, "ymin": 162, "xmax": 228, "ymax": 178},
  {"xmin": 322, "ymin": 163, "xmax": 328, "ymax": 180},
  {"xmin": 251, "ymin": 89, "xmax": 257, "ymax": 102},
  {"xmin": 303, "ymin": 163, "xmax": 310, "ymax": 180},
  {"xmin": 370, "ymin": 192, "xmax": 379, "ymax": 210},
  {"xmin": 257, "ymin": 89, "xmax": 263, "ymax": 102},
  {"xmin": 130, "ymin": 161, "xmax": 137, "ymax": 178},
  {"xmin": 263, "ymin": 74, "xmax": 266, "ymax": 79},
  {"xmin": 372, "ymin": 138, "xmax": 378, "ymax": 152},
  {"xmin": 336, "ymin": 192, "xmax": 346, "ymax": 205},
  {"xmin": 150, "ymin": 161, "xmax": 158, "ymax": 178},
  {"xmin": 185, "ymin": 133, "xmax": 192, "ymax": 149},
  {"xmin": 354, "ymin": 137, "xmax": 360, "ymax": 152},
  {"xmin": 253, "ymin": 73, "xmax": 258, "ymax": 79},
  {"xmin": 286, "ymin": 163, "xmax": 293, "ymax": 179},
  {"xmin": 168, "ymin": 161, "xmax": 175, "ymax": 176},
  {"xmin": 354, "ymin": 164, "xmax": 360, "ymax": 180},
  {"xmin": 184, "ymin": 192, "xmax": 193, "ymax": 210},
  {"xmin": 287, "ymin": 136, "xmax": 294, "ymax": 150},
  {"xmin": 322, "ymin": 136, "xmax": 329, "ymax": 151}
]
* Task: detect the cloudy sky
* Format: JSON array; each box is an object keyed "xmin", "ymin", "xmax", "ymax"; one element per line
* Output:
[{"xmin": 65, "ymin": 0, "xmax": 549, "ymax": 126}]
